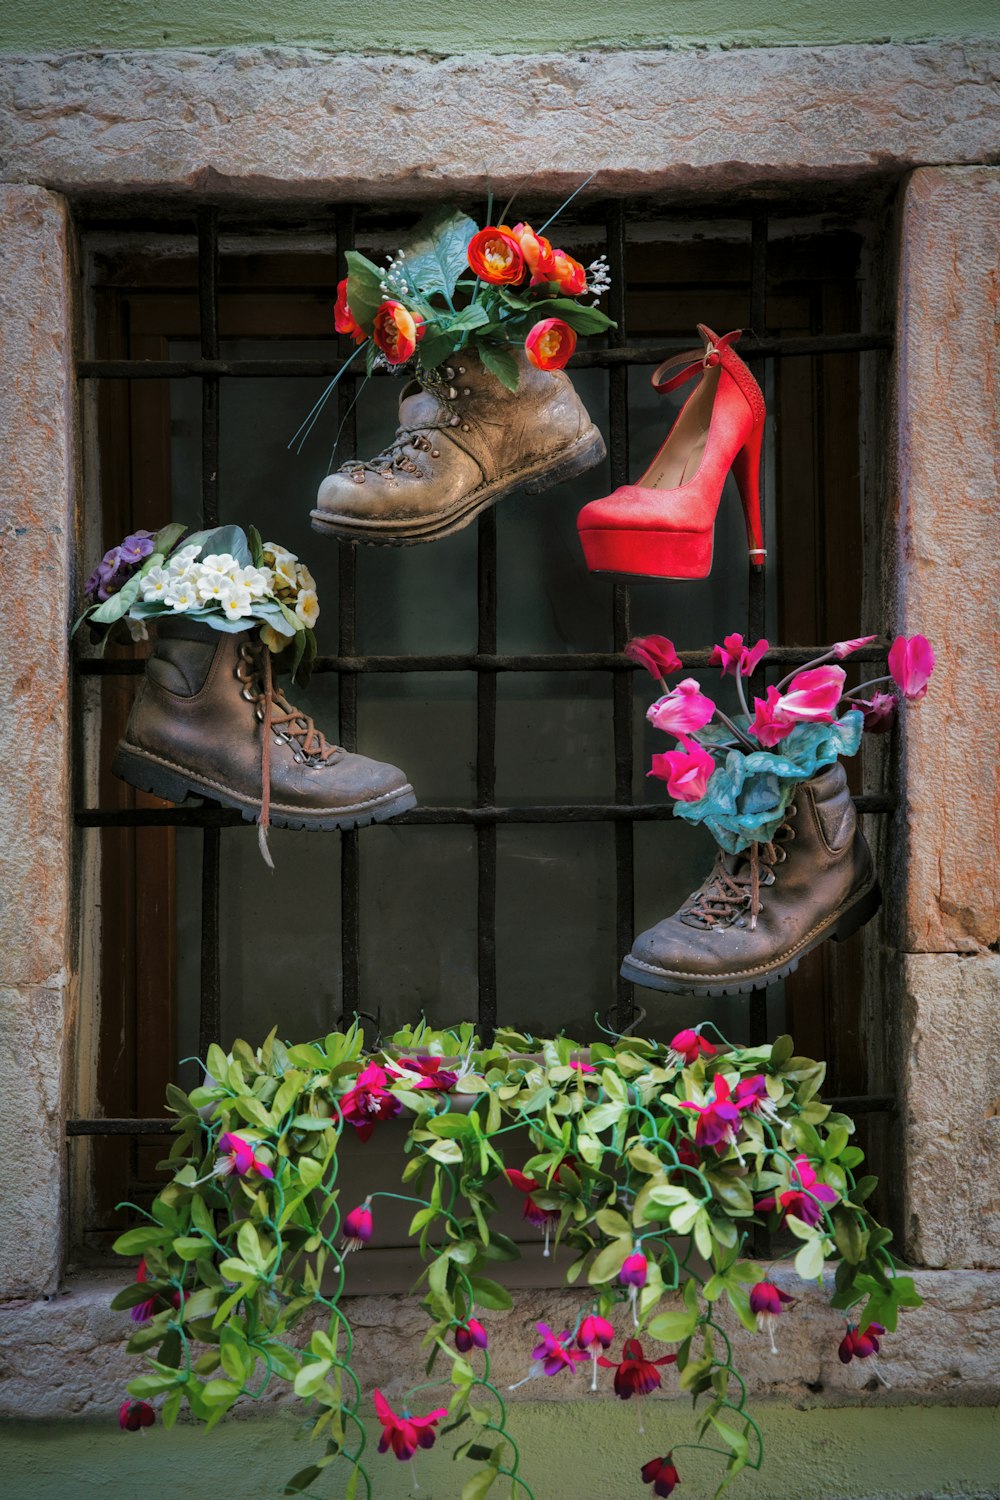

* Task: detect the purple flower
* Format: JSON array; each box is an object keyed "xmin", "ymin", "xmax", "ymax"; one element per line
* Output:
[
  {"xmin": 119, "ymin": 531, "xmax": 155, "ymax": 565},
  {"xmin": 857, "ymin": 691, "xmax": 897, "ymax": 734},
  {"xmin": 678, "ymin": 1074, "xmax": 744, "ymax": 1154},
  {"xmin": 454, "ymin": 1318, "xmax": 489, "ymax": 1353},
  {"xmin": 749, "ymin": 1279, "xmax": 795, "ymax": 1352},
  {"xmin": 756, "ymin": 1155, "xmax": 838, "ymax": 1228},
  {"xmin": 531, "ymin": 1322, "xmax": 587, "ymax": 1376}
]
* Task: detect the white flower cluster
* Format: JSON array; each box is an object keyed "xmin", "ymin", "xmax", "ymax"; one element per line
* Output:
[
  {"xmin": 261, "ymin": 544, "xmax": 319, "ymax": 630},
  {"xmin": 140, "ymin": 545, "xmax": 273, "ymax": 621},
  {"xmin": 381, "ymin": 249, "xmax": 415, "ymax": 298},
  {"xmin": 586, "ymin": 253, "xmax": 612, "ymax": 302}
]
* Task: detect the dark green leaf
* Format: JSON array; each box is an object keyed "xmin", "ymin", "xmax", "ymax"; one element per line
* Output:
[
  {"xmin": 345, "ymin": 250, "xmax": 385, "ymax": 326},
  {"xmin": 475, "ymin": 341, "xmax": 520, "ymax": 393},
  {"xmin": 400, "ymin": 207, "xmax": 479, "ymax": 299},
  {"xmin": 468, "ymin": 1275, "xmax": 513, "ymax": 1311}
]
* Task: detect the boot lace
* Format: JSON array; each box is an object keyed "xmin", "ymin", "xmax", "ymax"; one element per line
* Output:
[
  {"xmin": 234, "ymin": 639, "xmax": 341, "ymax": 864},
  {"xmin": 338, "ymin": 365, "xmax": 467, "ymax": 484},
  {"xmin": 681, "ymin": 808, "xmax": 797, "ymax": 932}
]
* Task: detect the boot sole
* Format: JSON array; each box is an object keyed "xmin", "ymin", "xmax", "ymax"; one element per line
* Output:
[
  {"xmin": 112, "ymin": 743, "xmax": 417, "ymax": 831},
  {"xmin": 619, "ymin": 879, "xmax": 882, "ymax": 997},
  {"xmin": 309, "ymin": 427, "xmax": 606, "ymax": 546}
]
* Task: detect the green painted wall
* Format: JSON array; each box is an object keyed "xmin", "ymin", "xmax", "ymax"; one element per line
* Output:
[
  {"xmin": 0, "ymin": 0, "xmax": 997, "ymax": 52},
  {"xmin": 5, "ymin": 1404, "xmax": 1000, "ymax": 1499}
]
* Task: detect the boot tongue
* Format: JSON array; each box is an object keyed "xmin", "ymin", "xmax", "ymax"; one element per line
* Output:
[
  {"xmin": 397, "ymin": 385, "xmax": 448, "ymax": 429},
  {"xmin": 147, "ymin": 619, "xmax": 232, "ymax": 697}
]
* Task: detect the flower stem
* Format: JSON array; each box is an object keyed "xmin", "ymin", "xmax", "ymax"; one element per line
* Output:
[
  {"xmin": 714, "ymin": 708, "xmax": 758, "ymax": 752},
  {"xmin": 844, "ymin": 675, "xmax": 892, "ymax": 698},
  {"xmin": 775, "ymin": 649, "xmax": 834, "ymax": 692}
]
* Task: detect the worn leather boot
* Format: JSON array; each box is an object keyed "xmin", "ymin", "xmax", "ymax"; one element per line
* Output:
[
  {"xmin": 621, "ymin": 762, "xmax": 881, "ymax": 996},
  {"xmin": 113, "ymin": 620, "xmax": 416, "ymax": 830},
  {"xmin": 311, "ymin": 347, "xmax": 605, "ymax": 545}
]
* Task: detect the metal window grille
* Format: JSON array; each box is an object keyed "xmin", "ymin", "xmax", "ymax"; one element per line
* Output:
[{"xmin": 69, "ymin": 200, "xmax": 898, "ymax": 1145}]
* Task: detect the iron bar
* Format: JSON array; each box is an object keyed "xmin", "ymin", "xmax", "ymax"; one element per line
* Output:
[
  {"xmin": 607, "ymin": 201, "xmax": 636, "ymax": 1034},
  {"xmin": 477, "ymin": 509, "xmax": 499, "ymax": 1041},
  {"xmin": 77, "ymin": 644, "xmax": 891, "ymax": 677},
  {"xmin": 76, "ymin": 332, "xmax": 893, "ymax": 381},
  {"xmin": 747, "ymin": 207, "xmax": 769, "ymax": 1049}
]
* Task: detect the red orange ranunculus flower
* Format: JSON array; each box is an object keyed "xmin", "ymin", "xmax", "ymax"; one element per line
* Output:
[
  {"xmin": 552, "ymin": 249, "xmax": 587, "ymax": 295},
  {"xmin": 505, "ymin": 222, "xmax": 558, "ymax": 284},
  {"xmin": 372, "ymin": 300, "xmax": 425, "ymax": 365},
  {"xmin": 524, "ymin": 317, "xmax": 576, "ymax": 371},
  {"xmin": 334, "ymin": 278, "xmax": 366, "ymax": 344},
  {"xmin": 467, "ymin": 227, "xmax": 525, "ymax": 285}
]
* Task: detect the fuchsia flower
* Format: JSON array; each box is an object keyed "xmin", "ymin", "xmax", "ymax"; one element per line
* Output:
[
  {"xmin": 214, "ymin": 1132, "xmax": 274, "ymax": 1181},
  {"xmin": 710, "ymin": 632, "xmax": 769, "ymax": 677},
  {"xmin": 578, "ymin": 1312, "xmax": 616, "ymax": 1391},
  {"xmin": 857, "ymin": 691, "xmax": 897, "ymax": 734},
  {"xmin": 641, "ymin": 1454, "xmax": 681, "ymax": 1497},
  {"xmin": 750, "ymin": 1280, "xmax": 795, "ymax": 1354},
  {"xmin": 386, "ymin": 1055, "xmax": 459, "ymax": 1091},
  {"xmin": 756, "ymin": 1155, "xmax": 838, "ymax": 1228},
  {"xmin": 342, "ymin": 1199, "xmax": 373, "ymax": 1252},
  {"xmin": 839, "ymin": 1322, "xmax": 886, "ymax": 1363},
  {"xmin": 625, "ymin": 635, "xmax": 683, "ymax": 683},
  {"xmin": 648, "ymin": 736, "xmax": 715, "ymax": 803},
  {"xmin": 734, "ymin": 1073, "xmax": 780, "ymax": 1122},
  {"xmin": 597, "ymin": 1338, "xmax": 676, "ymax": 1400},
  {"xmin": 888, "ymin": 634, "xmax": 935, "ymax": 701},
  {"xmin": 129, "ymin": 1257, "xmax": 180, "ymax": 1323},
  {"xmin": 454, "ymin": 1318, "xmax": 489, "ymax": 1354},
  {"xmin": 678, "ymin": 1074, "xmax": 743, "ymax": 1154},
  {"xmin": 338, "ymin": 1063, "xmax": 403, "ymax": 1142},
  {"xmin": 832, "ymin": 635, "xmax": 878, "ymax": 659},
  {"xmin": 646, "ymin": 678, "xmax": 716, "ymax": 736},
  {"xmin": 119, "ymin": 1400, "xmax": 155, "ymax": 1432},
  {"xmin": 532, "ymin": 1322, "xmax": 587, "ymax": 1376},
  {"xmin": 619, "ymin": 1251, "xmax": 648, "ymax": 1290},
  {"xmin": 667, "ymin": 1027, "xmax": 718, "ymax": 1069},
  {"xmin": 506, "ymin": 1167, "xmax": 562, "ymax": 1254},
  {"xmin": 373, "ymin": 1389, "xmax": 448, "ymax": 1460}
]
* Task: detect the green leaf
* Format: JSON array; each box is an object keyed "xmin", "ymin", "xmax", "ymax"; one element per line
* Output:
[
  {"xmin": 794, "ymin": 1236, "xmax": 827, "ymax": 1281},
  {"xmin": 344, "ymin": 250, "xmax": 385, "ymax": 327},
  {"xmin": 595, "ymin": 1208, "xmax": 632, "ymax": 1239},
  {"xmin": 181, "ymin": 526, "xmax": 252, "ymax": 567},
  {"xmin": 647, "ymin": 1309, "xmax": 698, "ymax": 1344},
  {"xmin": 401, "ymin": 207, "xmax": 479, "ymax": 300},
  {"xmin": 89, "ymin": 571, "xmax": 144, "ymax": 625},
  {"xmin": 112, "ymin": 1226, "xmax": 168, "ymax": 1256},
  {"xmin": 588, "ymin": 1238, "xmax": 631, "ymax": 1285},
  {"xmin": 461, "ymin": 1468, "xmax": 500, "ymax": 1500},
  {"xmin": 831, "ymin": 1208, "xmax": 869, "ymax": 1264},
  {"xmin": 769, "ymin": 1034, "xmax": 795, "ymax": 1067},
  {"xmin": 293, "ymin": 1358, "xmax": 333, "ymax": 1399},
  {"xmin": 532, "ymin": 297, "xmax": 616, "ymax": 335},
  {"xmin": 446, "ymin": 303, "xmax": 490, "ymax": 334},
  {"xmin": 284, "ymin": 1466, "xmax": 323, "ymax": 1496},
  {"xmin": 475, "ymin": 340, "xmax": 520, "ymax": 393},
  {"xmin": 418, "ymin": 330, "xmax": 464, "ymax": 371},
  {"xmin": 468, "ymin": 1275, "xmax": 513, "ymax": 1312}
]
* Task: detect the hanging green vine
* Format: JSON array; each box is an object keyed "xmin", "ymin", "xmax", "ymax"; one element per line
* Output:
[{"xmin": 113, "ymin": 1020, "xmax": 920, "ymax": 1498}]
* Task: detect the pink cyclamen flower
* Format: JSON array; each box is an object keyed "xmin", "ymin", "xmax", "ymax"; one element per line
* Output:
[
  {"xmin": 734, "ymin": 1073, "xmax": 780, "ymax": 1122},
  {"xmin": 667, "ymin": 1027, "xmax": 718, "ymax": 1069},
  {"xmin": 832, "ymin": 634, "xmax": 878, "ymax": 659},
  {"xmin": 625, "ymin": 635, "xmax": 683, "ymax": 682},
  {"xmin": 774, "ymin": 664, "xmax": 847, "ymax": 723},
  {"xmin": 342, "ymin": 1198, "xmax": 373, "ymax": 1252},
  {"xmin": 597, "ymin": 1338, "xmax": 676, "ymax": 1400},
  {"xmin": 838, "ymin": 1322, "xmax": 886, "ymax": 1363},
  {"xmin": 646, "ymin": 678, "xmax": 716, "ymax": 736},
  {"xmin": 888, "ymin": 634, "xmax": 934, "ymax": 701},
  {"xmin": 532, "ymin": 1322, "xmax": 587, "ymax": 1376},
  {"xmin": 373, "ymin": 1389, "xmax": 447, "ymax": 1461},
  {"xmin": 756, "ymin": 1155, "xmax": 838, "ymax": 1228},
  {"xmin": 119, "ymin": 1400, "xmax": 155, "ymax": 1432},
  {"xmin": 641, "ymin": 1455, "xmax": 681, "ymax": 1497},
  {"xmin": 748, "ymin": 684, "xmax": 796, "ymax": 748},
  {"xmin": 338, "ymin": 1063, "xmax": 403, "ymax": 1142},
  {"xmin": 710, "ymin": 632, "xmax": 769, "ymax": 677},
  {"xmin": 857, "ymin": 690, "xmax": 897, "ymax": 734},
  {"xmin": 214, "ymin": 1132, "xmax": 274, "ymax": 1181},
  {"xmin": 678, "ymin": 1074, "xmax": 743, "ymax": 1155},
  {"xmin": 454, "ymin": 1318, "xmax": 489, "ymax": 1354},
  {"xmin": 749, "ymin": 1280, "xmax": 795, "ymax": 1353},
  {"xmin": 648, "ymin": 735, "xmax": 715, "ymax": 803}
]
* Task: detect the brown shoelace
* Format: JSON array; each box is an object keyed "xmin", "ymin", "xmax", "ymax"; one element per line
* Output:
[
  {"xmin": 683, "ymin": 810, "xmax": 796, "ymax": 931},
  {"xmin": 235, "ymin": 640, "xmax": 341, "ymax": 866}
]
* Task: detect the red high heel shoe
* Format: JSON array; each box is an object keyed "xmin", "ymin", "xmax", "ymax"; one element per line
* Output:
[{"xmin": 577, "ymin": 325, "xmax": 766, "ymax": 580}]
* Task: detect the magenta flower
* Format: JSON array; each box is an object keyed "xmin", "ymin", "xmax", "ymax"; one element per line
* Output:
[
  {"xmin": 578, "ymin": 1311, "xmax": 616, "ymax": 1390},
  {"xmin": 342, "ymin": 1198, "xmax": 373, "ymax": 1252},
  {"xmin": 838, "ymin": 1322, "xmax": 886, "ymax": 1363},
  {"xmin": 832, "ymin": 634, "xmax": 878, "ymax": 659},
  {"xmin": 119, "ymin": 1399, "xmax": 155, "ymax": 1432},
  {"xmin": 214, "ymin": 1132, "xmax": 274, "ymax": 1181},
  {"xmin": 857, "ymin": 690, "xmax": 897, "ymax": 734},
  {"xmin": 532, "ymin": 1322, "xmax": 587, "ymax": 1376},
  {"xmin": 619, "ymin": 1251, "xmax": 648, "ymax": 1290},
  {"xmin": 597, "ymin": 1337, "xmax": 676, "ymax": 1399},
  {"xmin": 750, "ymin": 1279, "xmax": 795, "ymax": 1353},
  {"xmin": 756, "ymin": 1154, "xmax": 838, "ymax": 1228},
  {"xmin": 888, "ymin": 634, "xmax": 934, "ymax": 701},
  {"xmin": 748, "ymin": 684, "xmax": 796, "ymax": 748},
  {"xmin": 710, "ymin": 632, "xmax": 769, "ymax": 677},
  {"xmin": 128, "ymin": 1256, "xmax": 180, "ymax": 1323},
  {"xmin": 338, "ymin": 1063, "xmax": 403, "ymax": 1142},
  {"xmin": 774, "ymin": 664, "xmax": 846, "ymax": 723},
  {"xmin": 678, "ymin": 1074, "xmax": 743, "ymax": 1155},
  {"xmin": 625, "ymin": 634, "xmax": 683, "ymax": 683},
  {"xmin": 505, "ymin": 1167, "xmax": 561, "ymax": 1254},
  {"xmin": 648, "ymin": 735, "xmax": 715, "ymax": 803},
  {"xmin": 454, "ymin": 1318, "xmax": 489, "ymax": 1354},
  {"xmin": 667, "ymin": 1027, "xmax": 718, "ymax": 1069},
  {"xmin": 641, "ymin": 1454, "xmax": 681, "ymax": 1497},
  {"xmin": 373, "ymin": 1389, "xmax": 447, "ymax": 1460},
  {"xmin": 386, "ymin": 1054, "xmax": 459, "ymax": 1091},
  {"xmin": 646, "ymin": 678, "xmax": 715, "ymax": 736},
  {"xmin": 734, "ymin": 1073, "xmax": 780, "ymax": 1122}
]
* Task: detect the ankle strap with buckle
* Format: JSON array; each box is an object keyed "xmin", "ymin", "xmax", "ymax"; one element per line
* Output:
[{"xmin": 651, "ymin": 328, "xmax": 743, "ymax": 395}]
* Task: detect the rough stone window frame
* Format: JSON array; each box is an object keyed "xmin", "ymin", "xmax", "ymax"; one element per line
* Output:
[{"xmin": 0, "ymin": 43, "xmax": 996, "ymax": 1411}]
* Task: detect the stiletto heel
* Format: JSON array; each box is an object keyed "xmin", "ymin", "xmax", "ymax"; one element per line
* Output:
[
  {"xmin": 576, "ymin": 324, "xmax": 766, "ymax": 581},
  {"xmin": 731, "ymin": 419, "xmax": 766, "ymax": 568}
]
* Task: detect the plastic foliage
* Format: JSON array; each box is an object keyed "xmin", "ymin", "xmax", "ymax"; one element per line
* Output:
[{"xmin": 112, "ymin": 1020, "xmax": 920, "ymax": 1499}]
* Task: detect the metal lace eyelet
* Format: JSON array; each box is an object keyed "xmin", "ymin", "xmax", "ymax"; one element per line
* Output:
[
  {"xmin": 241, "ymin": 685, "xmax": 256, "ymax": 702},
  {"xmin": 449, "ymin": 415, "xmax": 460, "ymax": 427},
  {"xmin": 351, "ymin": 472, "xmax": 365, "ymax": 484},
  {"xmin": 255, "ymin": 705, "xmax": 265, "ymax": 723},
  {"xmin": 443, "ymin": 366, "xmax": 455, "ymax": 379},
  {"xmin": 431, "ymin": 448, "xmax": 440, "ymax": 458},
  {"xmin": 457, "ymin": 366, "xmax": 466, "ymax": 375},
  {"xmin": 461, "ymin": 423, "xmax": 470, "ymax": 432},
  {"xmin": 448, "ymin": 386, "xmax": 458, "ymax": 400},
  {"xmin": 462, "ymin": 387, "xmax": 471, "ymax": 397}
]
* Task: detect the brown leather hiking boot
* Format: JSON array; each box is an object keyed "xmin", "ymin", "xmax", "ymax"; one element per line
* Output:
[
  {"xmin": 113, "ymin": 620, "xmax": 416, "ymax": 831},
  {"xmin": 311, "ymin": 347, "xmax": 605, "ymax": 545},
  {"xmin": 621, "ymin": 762, "xmax": 881, "ymax": 997}
]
